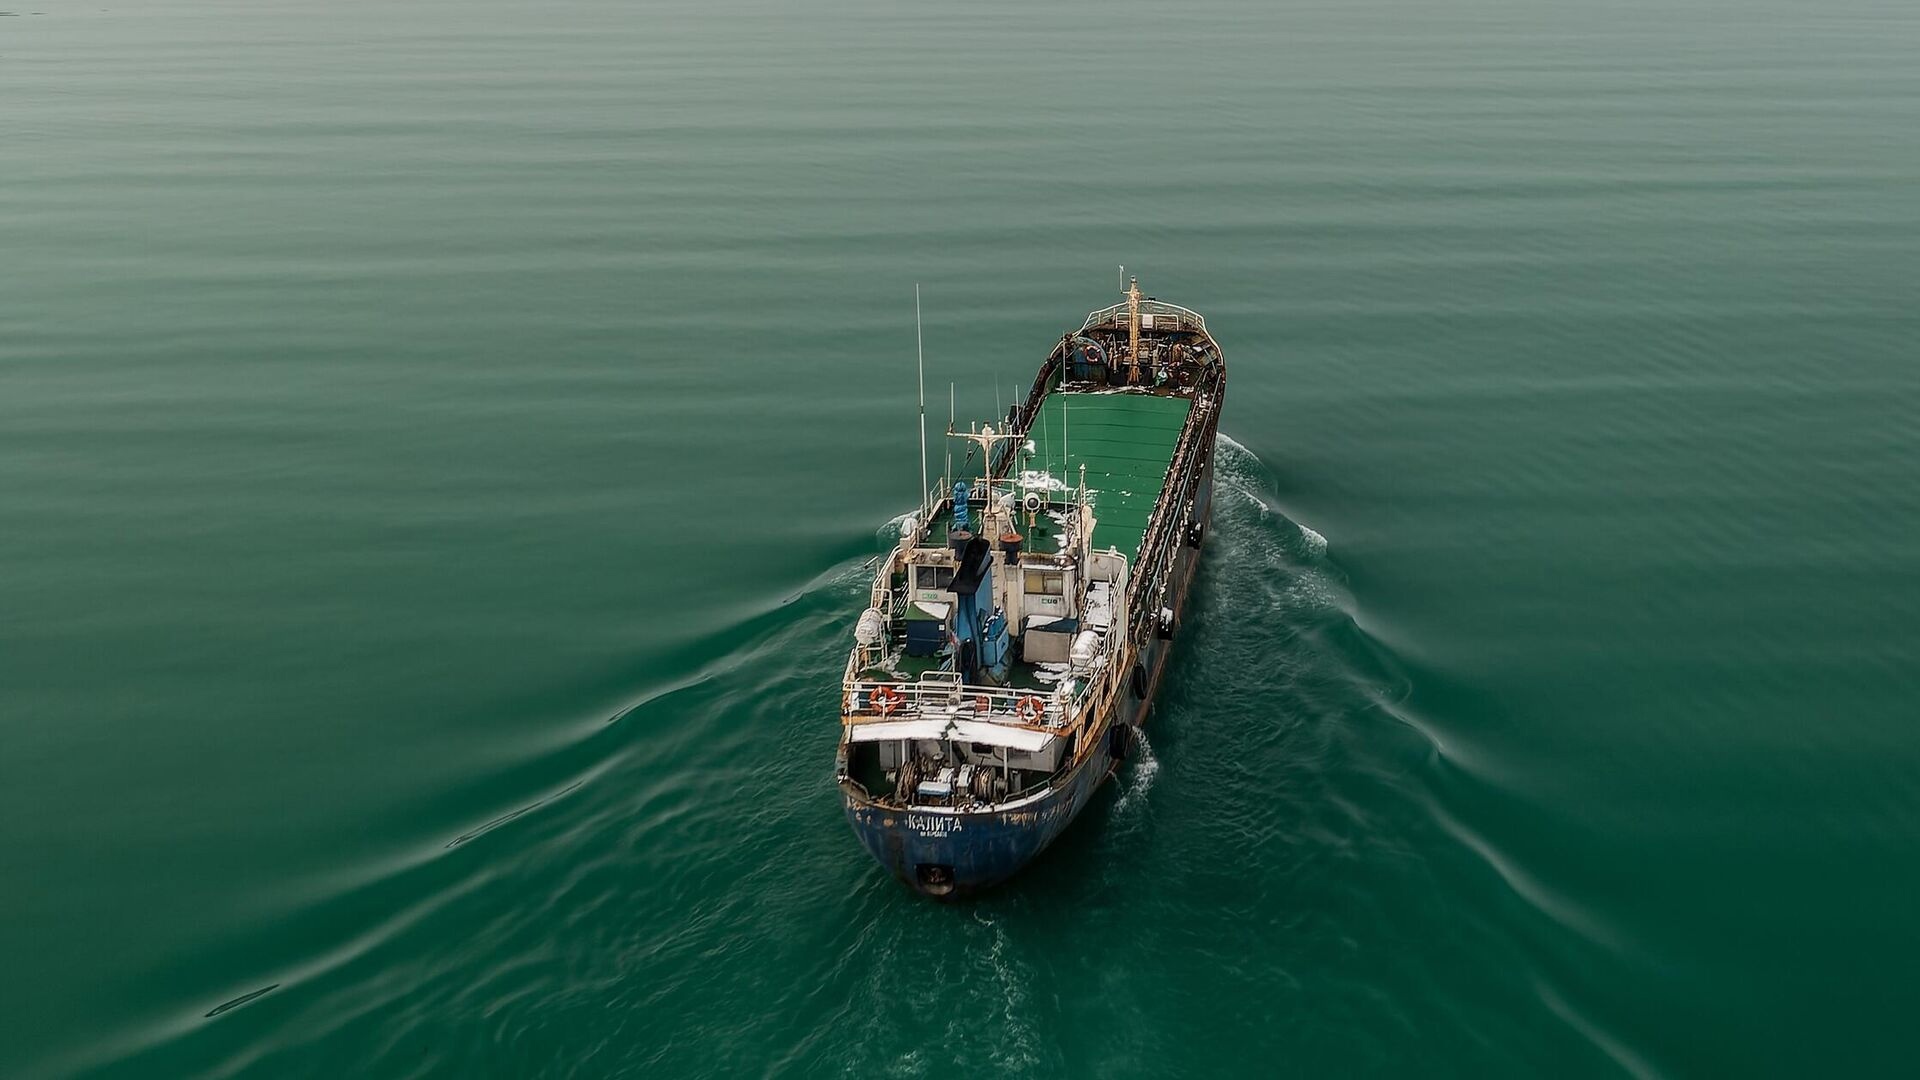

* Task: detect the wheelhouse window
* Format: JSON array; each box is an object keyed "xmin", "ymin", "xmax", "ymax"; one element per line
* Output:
[
  {"xmin": 1024, "ymin": 570, "xmax": 1064, "ymax": 596},
  {"xmin": 916, "ymin": 566, "xmax": 956, "ymax": 591}
]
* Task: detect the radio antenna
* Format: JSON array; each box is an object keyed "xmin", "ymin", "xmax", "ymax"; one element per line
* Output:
[{"xmin": 915, "ymin": 284, "xmax": 928, "ymax": 513}]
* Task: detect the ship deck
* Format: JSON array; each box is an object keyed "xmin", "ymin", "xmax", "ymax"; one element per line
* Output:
[
  {"xmin": 918, "ymin": 389, "xmax": 1196, "ymax": 560},
  {"xmin": 1027, "ymin": 390, "xmax": 1194, "ymax": 559}
]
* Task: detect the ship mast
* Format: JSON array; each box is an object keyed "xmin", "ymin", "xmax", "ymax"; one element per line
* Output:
[
  {"xmin": 1126, "ymin": 275, "xmax": 1143, "ymax": 384},
  {"xmin": 916, "ymin": 284, "xmax": 928, "ymax": 515},
  {"xmin": 948, "ymin": 421, "xmax": 1025, "ymax": 508}
]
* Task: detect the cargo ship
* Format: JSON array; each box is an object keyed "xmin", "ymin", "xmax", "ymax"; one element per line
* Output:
[{"xmin": 836, "ymin": 279, "xmax": 1224, "ymax": 897}]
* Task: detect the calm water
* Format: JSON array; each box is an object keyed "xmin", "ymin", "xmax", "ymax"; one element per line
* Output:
[{"xmin": 5, "ymin": 1, "xmax": 1919, "ymax": 1075}]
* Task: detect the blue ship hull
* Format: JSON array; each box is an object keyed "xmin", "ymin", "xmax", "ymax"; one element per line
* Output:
[{"xmin": 842, "ymin": 718, "xmax": 1117, "ymax": 897}]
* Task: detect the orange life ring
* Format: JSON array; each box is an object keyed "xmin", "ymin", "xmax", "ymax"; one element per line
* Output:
[
  {"xmin": 1017, "ymin": 695, "xmax": 1045, "ymax": 723},
  {"xmin": 872, "ymin": 684, "xmax": 904, "ymax": 715}
]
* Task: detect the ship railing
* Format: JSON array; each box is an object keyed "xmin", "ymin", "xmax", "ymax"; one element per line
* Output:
[
  {"xmin": 868, "ymin": 545, "xmax": 902, "ymax": 614},
  {"xmin": 1079, "ymin": 299, "xmax": 1208, "ymax": 334},
  {"xmin": 840, "ymin": 675, "xmax": 1084, "ymax": 731},
  {"xmin": 1124, "ymin": 364, "xmax": 1224, "ymax": 631}
]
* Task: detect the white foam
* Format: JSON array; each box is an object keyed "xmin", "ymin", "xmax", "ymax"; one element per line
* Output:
[
  {"xmin": 1017, "ymin": 469, "xmax": 1069, "ymax": 492},
  {"xmin": 1216, "ymin": 430, "xmax": 1257, "ymax": 459},
  {"xmin": 1112, "ymin": 726, "xmax": 1159, "ymax": 815},
  {"xmin": 1046, "ymin": 509, "xmax": 1073, "ymax": 550},
  {"xmin": 969, "ymin": 912, "xmax": 1041, "ymax": 1070}
]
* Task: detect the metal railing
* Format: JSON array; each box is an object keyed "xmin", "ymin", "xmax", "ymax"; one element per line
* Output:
[
  {"xmin": 842, "ymin": 673, "xmax": 1078, "ymax": 730},
  {"xmin": 1126, "ymin": 365, "xmax": 1224, "ymax": 632},
  {"xmin": 1079, "ymin": 299, "xmax": 1209, "ymax": 334}
]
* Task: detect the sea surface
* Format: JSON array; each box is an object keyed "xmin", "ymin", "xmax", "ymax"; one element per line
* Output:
[{"xmin": 4, "ymin": 1, "xmax": 1919, "ymax": 1075}]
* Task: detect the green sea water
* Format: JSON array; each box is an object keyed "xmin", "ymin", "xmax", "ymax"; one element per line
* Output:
[{"xmin": 5, "ymin": 1, "xmax": 1919, "ymax": 1075}]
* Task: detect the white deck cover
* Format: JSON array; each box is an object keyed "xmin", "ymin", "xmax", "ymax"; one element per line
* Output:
[{"xmin": 845, "ymin": 718, "xmax": 1053, "ymax": 752}]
